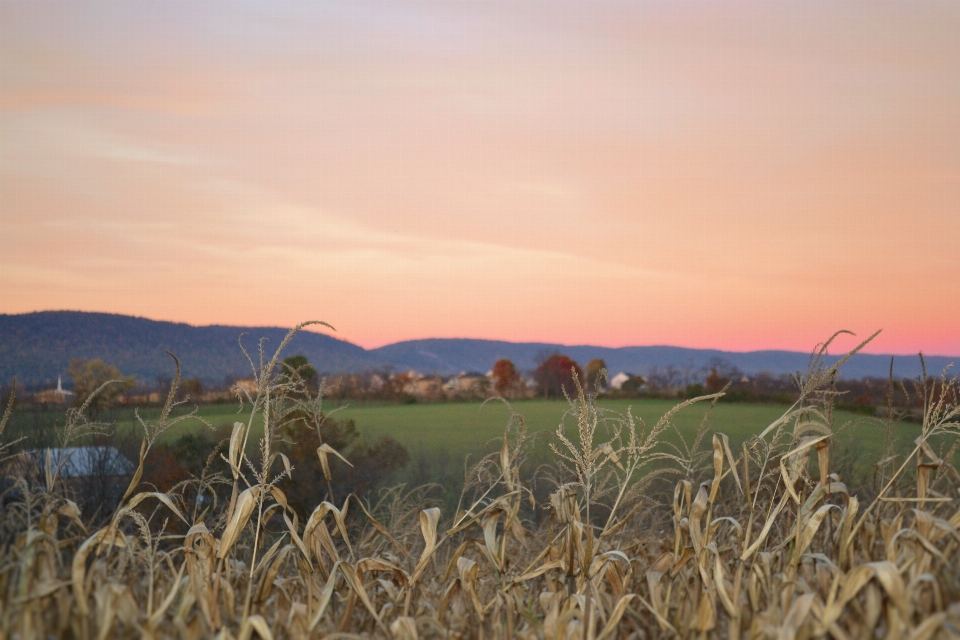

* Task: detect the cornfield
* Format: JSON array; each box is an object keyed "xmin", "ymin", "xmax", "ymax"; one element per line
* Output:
[{"xmin": 2, "ymin": 324, "xmax": 959, "ymax": 639}]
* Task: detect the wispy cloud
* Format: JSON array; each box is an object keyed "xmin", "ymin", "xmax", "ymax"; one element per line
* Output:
[{"xmin": 1, "ymin": 1, "xmax": 958, "ymax": 354}]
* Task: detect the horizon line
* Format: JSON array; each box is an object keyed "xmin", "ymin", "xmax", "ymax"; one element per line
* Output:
[{"xmin": 5, "ymin": 309, "xmax": 959, "ymax": 360}]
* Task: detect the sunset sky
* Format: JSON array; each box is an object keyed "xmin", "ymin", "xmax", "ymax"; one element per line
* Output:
[{"xmin": 1, "ymin": 2, "xmax": 958, "ymax": 355}]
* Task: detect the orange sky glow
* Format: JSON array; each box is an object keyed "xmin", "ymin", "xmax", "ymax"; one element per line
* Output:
[{"xmin": 1, "ymin": 2, "xmax": 958, "ymax": 355}]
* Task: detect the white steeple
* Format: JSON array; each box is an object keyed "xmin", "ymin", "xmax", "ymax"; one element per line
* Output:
[{"xmin": 56, "ymin": 376, "xmax": 74, "ymax": 396}]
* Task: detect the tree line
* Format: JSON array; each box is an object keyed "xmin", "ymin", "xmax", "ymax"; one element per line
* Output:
[{"xmin": 7, "ymin": 352, "xmax": 941, "ymax": 418}]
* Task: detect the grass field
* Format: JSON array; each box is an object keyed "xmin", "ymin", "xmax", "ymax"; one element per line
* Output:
[
  {"xmin": 329, "ymin": 398, "xmax": 914, "ymax": 456},
  {"xmin": 11, "ymin": 397, "xmax": 920, "ymax": 483},
  {"xmin": 8, "ymin": 396, "xmax": 925, "ymax": 505},
  {"xmin": 81, "ymin": 397, "xmax": 918, "ymax": 486},
  {"xmin": 325, "ymin": 398, "xmax": 924, "ymax": 497},
  {"xmin": 9, "ymin": 396, "xmax": 921, "ymax": 515}
]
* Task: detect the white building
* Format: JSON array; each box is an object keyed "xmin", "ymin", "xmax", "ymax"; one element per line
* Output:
[{"xmin": 609, "ymin": 372, "xmax": 632, "ymax": 390}]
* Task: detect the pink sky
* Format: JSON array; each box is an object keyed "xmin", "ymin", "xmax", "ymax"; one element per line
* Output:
[{"xmin": 1, "ymin": 2, "xmax": 958, "ymax": 354}]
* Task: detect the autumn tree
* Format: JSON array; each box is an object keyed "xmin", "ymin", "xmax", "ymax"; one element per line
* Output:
[
  {"xmin": 534, "ymin": 353, "xmax": 584, "ymax": 398},
  {"xmin": 180, "ymin": 378, "xmax": 203, "ymax": 400},
  {"xmin": 706, "ymin": 358, "xmax": 742, "ymax": 393},
  {"xmin": 67, "ymin": 359, "xmax": 135, "ymax": 416},
  {"xmin": 586, "ymin": 358, "xmax": 607, "ymax": 392},
  {"xmin": 705, "ymin": 367, "xmax": 728, "ymax": 393},
  {"xmin": 491, "ymin": 358, "xmax": 522, "ymax": 396},
  {"xmin": 282, "ymin": 354, "xmax": 319, "ymax": 394}
]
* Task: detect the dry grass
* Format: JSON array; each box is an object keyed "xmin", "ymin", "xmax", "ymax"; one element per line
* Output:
[{"xmin": 2, "ymin": 326, "xmax": 960, "ymax": 639}]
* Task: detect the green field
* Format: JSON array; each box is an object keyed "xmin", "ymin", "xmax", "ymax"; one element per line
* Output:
[
  {"xmin": 99, "ymin": 397, "xmax": 918, "ymax": 478},
  {"xmin": 329, "ymin": 398, "xmax": 912, "ymax": 454},
  {"xmin": 12, "ymin": 398, "xmax": 922, "ymax": 488},
  {"xmin": 17, "ymin": 398, "xmax": 921, "ymax": 454}
]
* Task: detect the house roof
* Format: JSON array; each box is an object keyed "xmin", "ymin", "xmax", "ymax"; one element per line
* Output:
[{"xmin": 23, "ymin": 447, "xmax": 136, "ymax": 478}]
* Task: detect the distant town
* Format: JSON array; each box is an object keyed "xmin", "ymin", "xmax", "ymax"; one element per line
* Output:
[{"xmin": 19, "ymin": 350, "xmax": 929, "ymax": 419}]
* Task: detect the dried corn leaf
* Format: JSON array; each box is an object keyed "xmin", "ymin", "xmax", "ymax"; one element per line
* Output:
[
  {"xmin": 147, "ymin": 562, "xmax": 185, "ymax": 630},
  {"xmin": 511, "ymin": 560, "xmax": 564, "ymax": 584},
  {"xmin": 457, "ymin": 557, "xmax": 484, "ymax": 616},
  {"xmin": 303, "ymin": 500, "xmax": 352, "ymax": 559},
  {"xmin": 316, "ymin": 443, "xmax": 352, "ymax": 481},
  {"xmin": 125, "ymin": 491, "xmax": 189, "ymax": 524},
  {"xmin": 357, "ymin": 557, "xmax": 409, "ymax": 586},
  {"xmin": 238, "ymin": 614, "xmax": 273, "ymax": 640},
  {"xmin": 481, "ymin": 510, "xmax": 503, "ymax": 572},
  {"xmin": 797, "ymin": 504, "xmax": 841, "ymax": 559},
  {"xmin": 308, "ymin": 561, "xmax": 342, "ymax": 631},
  {"xmin": 741, "ymin": 492, "xmax": 790, "ymax": 561},
  {"xmin": 228, "ymin": 421, "xmax": 247, "ymax": 478},
  {"xmin": 339, "ymin": 562, "xmax": 387, "ymax": 632},
  {"xmin": 218, "ymin": 486, "xmax": 261, "ymax": 559},
  {"xmin": 350, "ymin": 494, "xmax": 408, "ymax": 559},
  {"xmin": 72, "ymin": 527, "xmax": 128, "ymax": 616},
  {"xmin": 410, "ymin": 507, "xmax": 443, "ymax": 585},
  {"xmin": 596, "ymin": 594, "xmax": 636, "ymax": 640}
]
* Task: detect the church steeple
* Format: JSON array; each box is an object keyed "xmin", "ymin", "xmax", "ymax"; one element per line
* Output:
[{"xmin": 55, "ymin": 376, "xmax": 73, "ymax": 397}]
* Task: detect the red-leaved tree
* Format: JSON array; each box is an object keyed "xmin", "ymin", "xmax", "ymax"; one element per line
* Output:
[
  {"xmin": 491, "ymin": 358, "xmax": 522, "ymax": 396},
  {"xmin": 535, "ymin": 354, "xmax": 584, "ymax": 398}
]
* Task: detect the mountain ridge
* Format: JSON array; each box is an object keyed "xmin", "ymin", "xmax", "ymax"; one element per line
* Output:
[
  {"xmin": 369, "ymin": 338, "xmax": 955, "ymax": 382},
  {"xmin": 0, "ymin": 311, "xmax": 379, "ymax": 388},
  {"xmin": 1, "ymin": 311, "xmax": 955, "ymax": 388}
]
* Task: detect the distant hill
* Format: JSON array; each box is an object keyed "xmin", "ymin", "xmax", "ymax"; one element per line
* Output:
[
  {"xmin": 0, "ymin": 311, "xmax": 383, "ymax": 388},
  {"xmin": 370, "ymin": 339, "xmax": 957, "ymax": 381},
  {"xmin": 2, "ymin": 311, "xmax": 955, "ymax": 389}
]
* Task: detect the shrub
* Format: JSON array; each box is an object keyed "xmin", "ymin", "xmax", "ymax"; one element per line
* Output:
[{"xmin": 278, "ymin": 413, "xmax": 409, "ymax": 516}]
